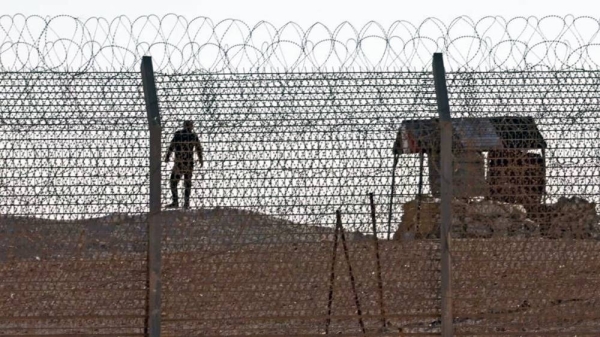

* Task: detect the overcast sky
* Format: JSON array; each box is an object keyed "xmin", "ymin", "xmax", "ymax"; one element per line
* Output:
[
  {"xmin": 4, "ymin": 0, "xmax": 600, "ymax": 26},
  {"xmin": 4, "ymin": 0, "xmax": 600, "ymax": 73}
]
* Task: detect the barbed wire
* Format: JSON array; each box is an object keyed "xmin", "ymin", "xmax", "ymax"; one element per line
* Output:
[{"xmin": 2, "ymin": 14, "xmax": 600, "ymax": 72}]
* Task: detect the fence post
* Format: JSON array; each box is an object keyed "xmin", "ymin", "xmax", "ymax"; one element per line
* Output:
[
  {"xmin": 432, "ymin": 52, "xmax": 453, "ymax": 337},
  {"xmin": 141, "ymin": 56, "xmax": 162, "ymax": 337}
]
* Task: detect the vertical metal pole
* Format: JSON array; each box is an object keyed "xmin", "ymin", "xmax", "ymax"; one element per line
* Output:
[
  {"xmin": 387, "ymin": 154, "xmax": 399, "ymax": 239},
  {"xmin": 541, "ymin": 147, "xmax": 547, "ymax": 205},
  {"xmin": 325, "ymin": 212, "xmax": 341, "ymax": 335},
  {"xmin": 432, "ymin": 52, "xmax": 453, "ymax": 337},
  {"xmin": 416, "ymin": 150, "xmax": 425, "ymax": 231},
  {"xmin": 141, "ymin": 56, "xmax": 162, "ymax": 337},
  {"xmin": 369, "ymin": 193, "xmax": 386, "ymax": 330},
  {"xmin": 337, "ymin": 210, "xmax": 366, "ymax": 334}
]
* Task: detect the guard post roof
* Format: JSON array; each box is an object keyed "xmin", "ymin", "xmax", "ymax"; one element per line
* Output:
[{"xmin": 398, "ymin": 116, "xmax": 547, "ymax": 154}]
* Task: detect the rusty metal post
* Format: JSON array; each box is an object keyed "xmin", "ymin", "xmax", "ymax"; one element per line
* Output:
[
  {"xmin": 416, "ymin": 150, "xmax": 425, "ymax": 231},
  {"xmin": 387, "ymin": 153, "xmax": 399, "ymax": 239},
  {"xmin": 432, "ymin": 52, "xmax": 453, "ymax": 337},
  {"xmin": 337, "ymin": 210, "xmax": 366, "ymax": 334},
  {"xmin": 541, "ymin": 147, "xmax": 547, "ymax": 205},
  {"xmin": 325, "ymin": 211, "xmax": 341, "ymax": 334},
  {"xmin": 369, "ymin": 193, "xmax": 387, "ymax": 330},
  {"xmin": 141, "ymin": 56, "xmax": 162, "ymax": 337}
]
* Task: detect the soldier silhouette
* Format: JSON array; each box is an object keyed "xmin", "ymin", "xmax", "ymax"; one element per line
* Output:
[{"xmin": 164, "ymin": 120, "xmax": 203, "ymax": 209}]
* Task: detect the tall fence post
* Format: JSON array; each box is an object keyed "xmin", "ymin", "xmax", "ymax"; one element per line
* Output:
[
  {"xmin": 432, "ymin": 52, "xmax": 453, "ymax": 337},
  {"xmin": 141, "ymin": 56, "xmax": 162, "ymax": 337}
]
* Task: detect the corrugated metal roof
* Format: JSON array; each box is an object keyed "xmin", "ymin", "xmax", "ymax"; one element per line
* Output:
[
  {"xmin": 399, "ymin": 116, "xmax": 546, "ymax": 154},
  {"xmin": 453, "ymin": 118, "xmax": 503, "ymax": 150},
  {"xmin": 489, "ymin": 117, "xmax": 547, "ymax": 149}
]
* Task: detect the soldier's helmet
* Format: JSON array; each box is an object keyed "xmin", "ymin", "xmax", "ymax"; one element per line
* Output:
[{"xmin": 183, "ymin": 120, "xmax": 194, "ymax": 130}]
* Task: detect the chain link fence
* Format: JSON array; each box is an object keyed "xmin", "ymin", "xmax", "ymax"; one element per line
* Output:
[
  {"xmin": 154, "ymin": 71, "xmax": 440, "ymax": 335},
  {"xmin": 446, "ymin": 71, "xmax": 600, "ymax": 335},
  {"xmin": 0, "ymin": 72, "xmax": 149, "ymax": 335},
  {"xmin": 1, "ymin": 15, "xmax": 600, "ymax": 337}
]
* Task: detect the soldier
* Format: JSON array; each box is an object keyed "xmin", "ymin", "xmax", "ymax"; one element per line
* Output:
[{"xmin": 164, "ymin": 120, "xmax": 203, "ymax": 209}]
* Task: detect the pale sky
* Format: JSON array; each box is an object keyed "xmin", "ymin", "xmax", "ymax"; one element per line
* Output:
[
  {"xmin": 3, "ymin": 0, "xmax": 600, "ymax": 26},
  {"xmin": 4, "ymin": 0, "xmax": 600, "ymax": 73}
]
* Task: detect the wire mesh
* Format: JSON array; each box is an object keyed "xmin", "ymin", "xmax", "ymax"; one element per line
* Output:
[
  {"xmin": 442, "ymin": 70, "xmax": 600, "ymax": 335},
  {"xmin": 154, "ymin": 71, "xmax": 443, "ymax": 335},
  {"xmin": 1, "ymin": 15, "xmax": 600, "ymax": 335},
  {"xmin": 0, "ymin": 71, "xmax": 148, "ymax": 336}
]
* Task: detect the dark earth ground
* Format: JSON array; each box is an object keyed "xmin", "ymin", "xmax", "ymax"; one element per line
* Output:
[{"xmin": 1, "ymin": 208, "xmax": 600, "ymax": 336}]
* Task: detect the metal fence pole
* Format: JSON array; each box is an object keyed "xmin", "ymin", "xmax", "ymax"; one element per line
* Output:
[
  {"xmin": 141, "ymin": 56, "xmax": 162, "ymax": 337},
  {"xmin": 432, "ymin": 52, "xmax": 453, "ymax": 337},
  {"xmin": 368, "ymin": 193, "xmax": 386, "ymax": 330}
]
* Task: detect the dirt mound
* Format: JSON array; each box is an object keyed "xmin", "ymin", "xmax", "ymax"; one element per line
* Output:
[
  {"xmin": 161, "ymin": 207, "xmax": 330, "ymax": 251},
  {"xmin": 0, "ymin": 207, "xmax": 355, "ymax": 259}
]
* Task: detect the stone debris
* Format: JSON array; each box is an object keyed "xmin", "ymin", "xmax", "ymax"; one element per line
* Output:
[
  {"xmin": 535, "ymin": 197, "xmax": 600, "ymax": 239},
  {"xmin": 394, "ymin": 196, "xmax": 598, "ymax": 240}
]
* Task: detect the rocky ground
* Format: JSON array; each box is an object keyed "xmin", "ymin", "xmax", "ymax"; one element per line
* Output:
[
  {"xmin": 1, "ymin": 207, "xmax": 600, "ymax": 336},
  {"xmin": 395, "ymin": 196, "xmax": 600, "ymax": 240}
]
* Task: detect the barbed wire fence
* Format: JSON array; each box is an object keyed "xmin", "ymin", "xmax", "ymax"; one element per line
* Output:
[
  {"xmin": 3, "ymin": 15, "xmax": 600, "ymax": 72},
  {"xmin": 1, "ymin": 15, "xmax": 600, "ymax": 337}
]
